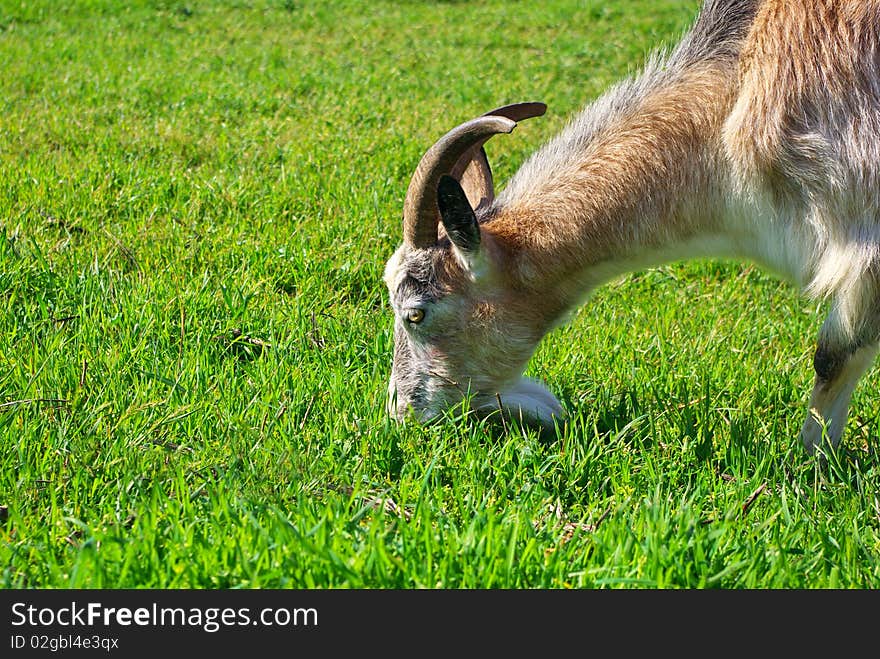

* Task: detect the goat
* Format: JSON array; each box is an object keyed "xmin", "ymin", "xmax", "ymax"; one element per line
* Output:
[{"xmin": 383, "ymin": 0, "xmax": 880, "ymax": 453}]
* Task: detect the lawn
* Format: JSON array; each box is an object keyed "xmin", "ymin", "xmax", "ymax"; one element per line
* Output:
[{"xmin": 1, "ymin": 0, "xmax": 878, "ymax": 588}]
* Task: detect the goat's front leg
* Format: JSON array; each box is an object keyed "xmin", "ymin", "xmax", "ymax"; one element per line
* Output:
[{"xmin": 799, "ymin": 312, "xmax": 879, "ymax": 453}]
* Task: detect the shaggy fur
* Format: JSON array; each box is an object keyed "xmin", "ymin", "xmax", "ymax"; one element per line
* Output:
[{"xmin": 385, "ymin": 0, "xmax": 880, "ymax": 452}]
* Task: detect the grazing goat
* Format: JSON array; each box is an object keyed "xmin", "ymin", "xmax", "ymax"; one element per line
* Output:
[{"xmin": 383, "ymin": 0, "xmax": 880, "ymax": 453}]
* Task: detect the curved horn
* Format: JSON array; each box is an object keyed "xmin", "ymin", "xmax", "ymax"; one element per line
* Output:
[
  {"xmin": 404, "ymin": 103, "xmax": 548, "ymax": 248},
  {"xmin": 404, "ymin": 115, "xmax": 516, "ymax": 248},
  {"xmin": 483, "ymin": 101, "xmax": 547, "ymax": 123},
  {"xmin": 449, "ymin": 102, "xmax": 548, "ymax": 212}
]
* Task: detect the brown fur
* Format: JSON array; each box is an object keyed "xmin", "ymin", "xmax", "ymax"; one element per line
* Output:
[
  {"xmin": 726, "ymin": 0, "xmax": 880, "ymax": 194},
  {"xmin": 487, "ymin": 63, "xmax": 738, "ymax": 310}
]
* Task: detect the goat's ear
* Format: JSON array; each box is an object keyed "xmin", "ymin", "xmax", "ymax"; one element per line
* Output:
[{"xmin": 437, "ymin": 174, "xmax": 480, "ymax": 253}]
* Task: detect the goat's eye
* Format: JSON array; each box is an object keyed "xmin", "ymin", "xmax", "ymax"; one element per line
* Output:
[{"xmin": 406, "ymin": 308, "xmax": 425, "ymax": 324}]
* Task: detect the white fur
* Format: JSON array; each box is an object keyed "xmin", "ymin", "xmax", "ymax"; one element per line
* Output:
[{"xmin": 473, "ymin": 377, "xmax": 566, "ymax": 428}]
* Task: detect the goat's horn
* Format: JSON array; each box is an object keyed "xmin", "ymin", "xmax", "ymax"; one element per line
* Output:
[
  {"xmin": 403, "ymin": 115, "xmax": 516, "ymax": 248},
  {"xmin": 403, "ymin": 103, "xmax": 547, "ymax": 248},
  {"xmin": 483, "ymin": 101, "xmax": 547, "ymax": 123},
  {"xmin": 447, "ymin": 102, "xmax": 549, "ymax": 212}
]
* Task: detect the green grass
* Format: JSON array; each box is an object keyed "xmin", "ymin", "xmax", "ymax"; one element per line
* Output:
[{"xmin": 1, "ymin": 0, "xmax": 878, "ymax": 589}]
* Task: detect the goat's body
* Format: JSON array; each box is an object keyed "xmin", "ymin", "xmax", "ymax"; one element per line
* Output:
[{"xmin": 386, "ymin": 0, "xmax": 880, "ymax": 452}]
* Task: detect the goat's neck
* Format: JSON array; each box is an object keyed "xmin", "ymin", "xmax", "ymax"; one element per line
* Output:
[{"xmin": 488, "ymin": 64, "xmax": 744, "ymax": 327}]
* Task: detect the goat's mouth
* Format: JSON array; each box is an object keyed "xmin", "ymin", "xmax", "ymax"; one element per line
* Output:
[{"xmin": 390, "ymin": 377, "xmax": 565, "ymax": 437}]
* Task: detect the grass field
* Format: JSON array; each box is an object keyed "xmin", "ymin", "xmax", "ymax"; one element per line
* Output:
[{"xmin": 1, "ymin": 0, "xmax": 878, "ymax": 589}]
